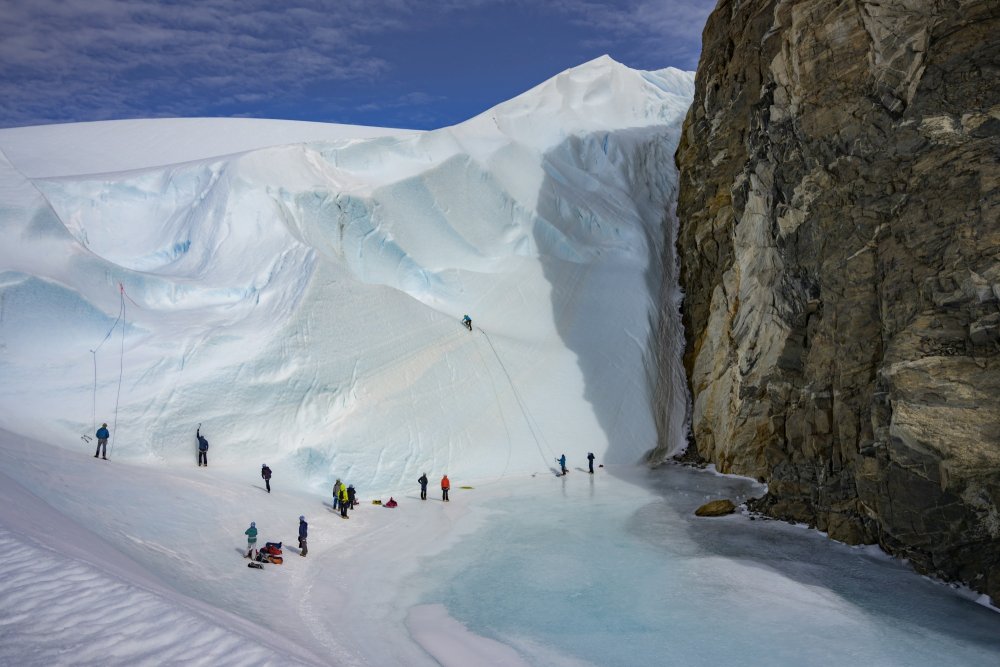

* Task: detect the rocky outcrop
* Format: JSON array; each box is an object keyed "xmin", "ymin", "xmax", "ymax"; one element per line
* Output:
[{"xmin": 670, "ymin": 0, "xmax": 1000, "ymax": 601}]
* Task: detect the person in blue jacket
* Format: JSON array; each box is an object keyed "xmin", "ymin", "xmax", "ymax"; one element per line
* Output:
[
  {"xmin": 298, "ymin": 515, "xmax": 308, "ymax": 557},
  {"xmin": 558, "ymin": 454, "xmax": 567, "ymax": 475},
  {"xmin": 94, "ymin": 423, "xmax": 110, "ymax": 460},
  {"xmin": 196, "ymin": 427, "xmax": 209, "ymax": 467}
]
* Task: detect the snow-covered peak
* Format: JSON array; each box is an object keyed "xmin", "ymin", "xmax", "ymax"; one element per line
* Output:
[{"xmin": 459, "ymin": 55, "xmax": 694, "ymax": 149}]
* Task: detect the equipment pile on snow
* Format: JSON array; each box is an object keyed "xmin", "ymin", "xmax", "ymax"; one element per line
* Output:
[{"xmin": 254, "ymin": 542, "xmax": 283, "ymax": 565}]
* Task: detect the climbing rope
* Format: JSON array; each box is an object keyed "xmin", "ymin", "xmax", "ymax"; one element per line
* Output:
[
  {"xmin": 477, "ymin": 328, "xmax": 555, "ymax": 469},
  {"xmin": 111, "ymin": 285, "xmax": 126, "ymax": 458},
  {"xmin": 89, "ymin": 284, "xmax": 128, "ymax": 458},
  {"xmin": 471, "ymin": 337, "xmax": 514, "ymax": 480}
]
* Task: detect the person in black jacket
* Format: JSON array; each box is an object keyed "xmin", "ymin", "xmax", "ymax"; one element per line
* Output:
[
  {"xmin": 418, "ymin": 473, "xmax": 428, "ymax": 500},
  {"xmin": 298, "ymin": 515, "xmax": 308, "ymax": 557},
  {"xmin": 347, "ymin": 484, "xmax": 356, "ymax": 509},
  {"xmin": 196, "ymin": 428, "xmax": 209, "ymax": 466},
  {"xmin": 261, "ymin": 464, "xmax": 272, "ymax": 493}
]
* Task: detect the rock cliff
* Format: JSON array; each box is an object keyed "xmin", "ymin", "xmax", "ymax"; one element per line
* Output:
[{"xmin": 670, "ymin": 0, "xmax": 1000, "ymax": 601}]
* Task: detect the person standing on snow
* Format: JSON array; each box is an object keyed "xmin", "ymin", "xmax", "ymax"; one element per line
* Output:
[
  {"xmin": 339, "ymin": 484, "xmax": 350, "ymax": 518},
  {"xmin": 261, "ymin": 464, "xmax": 272, "ymax": 493},
  {"xmin": 196, "ymin": 427, "xmax": 209, "ymax": 467},
  {"xmin": 332, "ymin": 479, "xmax": 342, "ymax": 510},
  {"xmin": 418, "ymin": 473, "xmax": 428, "ymax": 500},
  {"xmin": 94, "ymin": 423, "xmax": 110, "ymax": 460},
  {"xmin": 298, "ymin": 516, "xmax": 308, "ymax": 557},
  {"xmin": 245, "ymin": 521, "xmax": 258, "ymax": 558},
  {"xmin": 558, "ymin": 454, "xmax": 567, "ymax": 476},
  {"xmin": 441, "ymin": 474, "xmax": 450, "ymax": 502},
  {"xmin": 347, "ymin": 484, "xmax": 356, "ymax": 509},
  {"xmin": 587, "ymin": 452, "xmax": 595, "ymax": 474}
]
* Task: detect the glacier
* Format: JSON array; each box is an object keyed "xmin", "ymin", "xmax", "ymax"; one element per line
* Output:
[
  {"xmin": 0, "ymin": 56, "xmax": 998, "ymax": 666},
  {"xmin": 0, "ymin": 55, "xmax": 694, "ymax": 489}
]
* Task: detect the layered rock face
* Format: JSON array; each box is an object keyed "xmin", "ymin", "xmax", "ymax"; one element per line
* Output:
[{"xmin": 671, "ymin": 0, "xmax": 1000, "ymax": 601}]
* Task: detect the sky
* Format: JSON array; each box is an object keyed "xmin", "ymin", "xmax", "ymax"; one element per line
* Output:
[{"xmin": 0, "ymin": 0, "xmax": 713, "ymax": 131}]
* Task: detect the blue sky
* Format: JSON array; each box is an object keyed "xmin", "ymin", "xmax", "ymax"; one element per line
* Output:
[{"xmin": 0, "ymin": 0, "xmax": 712, "ymax": 130}]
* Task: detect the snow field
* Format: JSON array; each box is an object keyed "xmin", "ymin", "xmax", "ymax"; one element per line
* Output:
[
  {"xmin": 2, "ymin": 427, "xmax": 999, "ymax": 666},
  {"xmin": 0, "ymin": 531, "xmax": 307, "ymax": 667}
]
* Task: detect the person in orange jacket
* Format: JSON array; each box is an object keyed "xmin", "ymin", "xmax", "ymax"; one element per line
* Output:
[{"xmin": 441, "ymin": 474, "xmax": 451, "ymax": 502}]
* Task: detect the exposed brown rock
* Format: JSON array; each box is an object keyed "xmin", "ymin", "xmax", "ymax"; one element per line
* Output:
[
  {"xmin": 695, "ymin": 499, "xmax": 737, "ymax": 517},
  {"xmin": 666, "ymin": 0, "xmax": 1000, "ymax": 602}
]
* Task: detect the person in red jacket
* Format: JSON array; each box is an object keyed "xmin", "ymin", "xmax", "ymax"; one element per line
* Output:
[{"xmin": 441, "ymin": 474, "xmax": 450, "ymax": 502}]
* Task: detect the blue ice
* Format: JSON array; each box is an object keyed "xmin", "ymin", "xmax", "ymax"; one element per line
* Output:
[{"xmin": 418, "ymin": 465, "xmax": 1000, "ymax": 667}]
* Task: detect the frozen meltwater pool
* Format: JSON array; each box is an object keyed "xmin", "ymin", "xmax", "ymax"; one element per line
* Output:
[{"xmin": 413, "ymin": 464, "xmax": 1000, "ymax": 667}]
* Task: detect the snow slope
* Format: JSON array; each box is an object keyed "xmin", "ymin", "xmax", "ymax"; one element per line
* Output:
[{"xmin": 0, "ymin": 55, "xmax": 694, "ymax": 493}]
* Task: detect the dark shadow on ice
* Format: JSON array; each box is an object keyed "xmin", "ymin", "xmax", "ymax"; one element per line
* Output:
[
  {"xmin": 533, "ymin": 127, "xmax": 686, "ymax": 466},
  {"xmin": 631, "ymin": 464, "xmax": 1000, "ymax": 648}
]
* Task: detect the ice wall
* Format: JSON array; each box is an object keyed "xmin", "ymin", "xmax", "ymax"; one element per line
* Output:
[{"xmin": 0, "ymin": 56, "xmax": 694, "ymax": 491}]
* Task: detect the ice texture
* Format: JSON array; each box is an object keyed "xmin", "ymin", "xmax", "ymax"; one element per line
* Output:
[
  {"xmin": 0, "ymin": 56, "xmax": 694, "ymax": 489},
  {"xmin": 421, "ymin": 466, "xmax": 1000, "ymax": 666}
]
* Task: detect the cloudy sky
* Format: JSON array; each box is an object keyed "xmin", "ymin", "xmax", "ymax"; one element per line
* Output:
[{"xmin": 0, "ymin": 0, "xmax": 713, "ymax": 130}]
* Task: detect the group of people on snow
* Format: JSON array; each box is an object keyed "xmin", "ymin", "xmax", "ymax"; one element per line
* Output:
[
  {"xmin": 331, "ymin": 479, "xmax": 357, "ymax": 518},
  {"xmin": 89, "ymin": 420, "xmax": 602, "ymax": 571},
  {"xmin": 417, "ymin": 473, "xmax": 450, "ymax": 501},
  {"xmin": 244, "ymin": 516, "xmax": 308, "ymax": 560},
  {"xmin": 557, "ymin": 453, "xmax": 597, "ymax": 475}
]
